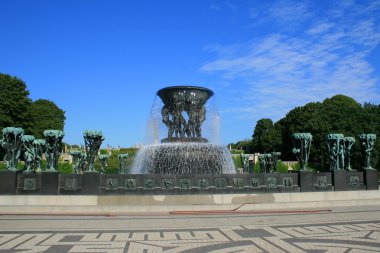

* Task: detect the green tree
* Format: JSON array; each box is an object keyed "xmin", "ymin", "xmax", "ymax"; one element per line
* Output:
[
  {"xmin": 30, "ymin": 99, "xmax": 66, "ymax": 138},
  {"xmin": 252, "ymin": 118, "xmax": 281, "ymax": 153},
  {"xmin": 278, "ymin": 95, "xmax": 378, "ymax": 171},
  {"xmin": 0, "ymin": 74, "xmax": 32, "ymax": 132}
]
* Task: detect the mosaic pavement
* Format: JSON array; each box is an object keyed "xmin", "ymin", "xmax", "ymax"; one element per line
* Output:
[{"xmin": 0, "ymin": 219, "xmax": 379, "ymax": 253}]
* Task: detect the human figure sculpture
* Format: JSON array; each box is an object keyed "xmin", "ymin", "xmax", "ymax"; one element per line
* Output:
[
  {"xmin": 241, "ymin": 154, "xmax": 250, "ymax": 172},
  {"xmin": 21, "ymin": 135, "xmax": 36, "ymax": 173},
  {"xmin": 0, "ymin": 127, "xmax": 24, "ymax": 171},
  {"xmin": 161, "ymin": 105, "xmax": 174, "ymax": 138},
  {"xmin": 258, "ymin": 153, "xmax": 272, "ymax": 173},
  {"xmin": 326, "ymin": 134, "xmax": 344, "ymax": 171},
  {"xmin": 83, "ymin": 130, "xmax": 104, "ymax": 172},
  {"xmin": 195, "ymin": 105, "xmax": 206, "ymax": 138},
  {"xmin": 186, "ymin": 103, "xmax": 198, "ymax": 138},
  {"xmin": 292, "ymin": 133, "xmax": 312, "ymax": 171},
  {"xmin": 271, "ymin": 152, "xmax": 281, "ymax": 172},
  {"xmin": 360, "ymin": 134, "xmax": 376, "ymax": 170},
  {"xmin": 343, "ymin": 137, "xmax": 355, "ymax": 171},
  {"xmin": 99, "ymin": 154, "xmax": 109, "ymax": 173},
  {"xmin": 258, "ymin": 154, "xmax": 266, "ymax": 173},
  {"xmin": 157, "ymin": 86, "xmax": 213, "ymax": 143},
  {"xmin": 118, "ymin": 153, "xmax": 129, "ymax": 174},
  {"xmin": 44, "ymin": 130, "xmax": 64, "ymax": 172},
  {"xmin": 70, "ymin": 150, "xmax": 86, "ymax": 173},
  {"xmin": 172, "ymin": 102, "xmax": 185, "ymax": 138},
  {"xmin": 33, "ymin": 139, "xmax": 46, "ymax": 172}
]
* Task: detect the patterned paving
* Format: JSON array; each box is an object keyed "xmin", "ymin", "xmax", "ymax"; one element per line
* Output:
[{"xmin": 0, "ymin": 220, "xmax": 379, "ymax": 252}]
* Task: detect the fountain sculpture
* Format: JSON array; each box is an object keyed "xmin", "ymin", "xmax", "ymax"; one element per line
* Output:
[
  {"xmin": 84, "ymin": 130, "xmax": 104, "ymax": 172},
  {"xmin": 360, "ymin": 133, "xmax": 376, "ymax": 170},
  {"xmin": 99, "ymin": 154, "xmax": 109, "ymax": 173},
  {"xmin": 132, "ymin": 86, "xmax": 235, "ymax": 174},
  {"xmin": 327, "ymin": 133, "xmax": 345, "ymax": 171},
  {"xmin": 21, "ymin": 135, "xmax": 36, "ymax": 173},
  {"xmin": 33, "ymin": 139, "xmax": 46, "ymax": 172},
  {"xmin": 1, "ymin": 127, "xmax": 24, "ymax": 171},
  {"xmin": 70, "ymin": 150, "xmax": 85, "ymax": 173},
  {"xmin": 118, "ymin": 154, "xmax": 129, "ymax": 173},
  {"xmin": 292, "ymin": 133, "xmax": 312, "ymax": 171},
  {"xmin": 343, "ymin": 137, "xmax": 356, "ymax": 171},
  {"xmin": 44, "ymin": 130, "xmax": 64, "ymax": 172}
]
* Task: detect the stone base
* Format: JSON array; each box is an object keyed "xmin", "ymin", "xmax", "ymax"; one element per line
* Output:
[
  {"xmin": 313, "ymin": 172, "xmax": 334, "ymax": 191},
  {"xmin": 332, "ymin": 170, "xmax": 366, "ymax": 191},
  {"xmin": 99, "ymin": 174, "xmax": 123, "ymax": 195},
  {"xmin": 1, "ymin": 171, "xmax": 377, "ymax": 195},
  {"xmin": 333, "ymin": 170, "xmax": 347, "ymax": 191},
  {"xmin": 346, "ymin": 171, "xmax": 366, "ymax": 191},
  {"xmin": 299, "ymin": 171, "xmax": 313, "ymax": 192},
  {"xmin": 41, "ymin": 171, "xmax": 59, "ymax": 195},
  {"xmin": 0, "ymin": 170, "xmax": 17, "ymax": 194},
  {"xmin": 16, "ymin": 173, "xmax": 41, "ymax": 194},
  {"xmin": 58, "ymin": 174, "xmax": 83, "ymax": 194},
  {"xmin": 364, "ymin": 169, "xmax": 379, "ymax": 190},
  {"xmin": 82, "ymin": 172, "xmax": 100, "ymax": 195}
]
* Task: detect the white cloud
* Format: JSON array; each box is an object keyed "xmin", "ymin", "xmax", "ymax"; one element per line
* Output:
[
  {"xmin": 202, "ymin": 0, "xmax": 380, "ymax": 122},
  {"xmin": 249, "ymin": 0, "xmax": 312, "ymax": 30},
  {"xmin": 210, "ymin": 3, "xmax": 221, "ymax": 11}
]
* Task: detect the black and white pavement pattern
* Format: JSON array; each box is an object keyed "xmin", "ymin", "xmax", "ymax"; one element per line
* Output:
[{"xmin": 0, "ymin": 206, "xmax": 379, "ymax": 252}]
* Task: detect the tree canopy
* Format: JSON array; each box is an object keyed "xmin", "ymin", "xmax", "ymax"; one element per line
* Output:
[
  {"xmin": 246, "ymin": 95, "xmax": 379, "ymax": 171},
  {"xmin": 0, "ymin": 73, "xmax": 66, "ymax": 139},
  {"xmin": 0, "ymin": 74, "xmax": 33, "ymax": 132},
  {"xmin": 251, "ymin": 118, "xmax": 280, "ymax": 153},
  {"xmin": 30, "ymin": 99, "xmax": 66, "ymax": 138}
]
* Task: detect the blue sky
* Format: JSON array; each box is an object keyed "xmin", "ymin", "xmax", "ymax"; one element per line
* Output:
[{"xmin": 1, "ymin": 0, "xmax": 379, "ymax": 147}]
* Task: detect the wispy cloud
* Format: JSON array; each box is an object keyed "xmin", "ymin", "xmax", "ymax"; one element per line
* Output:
[
  {"xmin": 202, "ymin": 0, "xmax": 380, "ymax": 122},
  {"xmin": 249, "ymin": 0, "xmax": 313, "ymax": 30}
]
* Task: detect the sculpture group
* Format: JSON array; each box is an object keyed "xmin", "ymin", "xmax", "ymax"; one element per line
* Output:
[
  {"xmin": 257, "ymin": 152, "xmax": 281, "ymax": 173},
  {"xmin": 0, "ymin": 126, "xmax": 377, "ymax": 174},
  {"xmin": 157, "ymin": 86, "xmax": 213, "ymax": 142},
  {"xmin": 290, "ymin": 132, "xmax": 376, "ymax": 172},
  {"xmin": 0, "ymin": 127, "xmax": 129, "ymax": 174}
]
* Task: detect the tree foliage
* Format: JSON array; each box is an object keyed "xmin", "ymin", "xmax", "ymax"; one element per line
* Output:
[
  {"xmin": 251, "ymin": 118, "xmax": 281, "ymax": 153},
  {"xmin": 30, "ymin": 99, "xmax": 66, "ymax": 138},
  {"xmin": 247, "ymin": 95, "xmax": 379, "ymax": 171},
  {"xmin": 0, "ymin": 74, "xmax": 33, "ymax": 132},
  {"xmin": 0, "ymin": 73, "xmax": 66, "ymax": 139}
]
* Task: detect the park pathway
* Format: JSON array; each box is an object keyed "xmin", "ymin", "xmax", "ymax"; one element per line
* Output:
[{"xmin": 0, "ymin": 205, "xmax": 379, "ymax": 252}]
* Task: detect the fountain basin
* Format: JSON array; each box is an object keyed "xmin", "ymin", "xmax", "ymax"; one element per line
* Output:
[{"xmin": 132, "ymin": 143, "xmax": 235, "ymax": 174}]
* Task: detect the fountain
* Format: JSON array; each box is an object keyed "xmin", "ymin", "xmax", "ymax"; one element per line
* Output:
[
  {"xmin": 0, "ymin": 87, "xmax": 378, "ymax": 195},
  {"xmin": 132, "ymin": 86, "xmax": 235, "ymax": 174}
]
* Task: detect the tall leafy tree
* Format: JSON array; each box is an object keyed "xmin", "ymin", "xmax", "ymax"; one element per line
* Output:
[
  {"xmin": 0, "ymin": 73, "xmax": 66, "ymax": 139},
  {"xmin": 245, "ymin": 95, "xmax": 379, "ymax": 171},
  {"xmin": 30, "ymin": 99, "xmax": 66, "ymax": 138},
  {"xmin": 0, "ymin": 74, "xmax": 32, "ymax": 132},
  {"xmin": 252, "ymin": 118, "xmax": 281, "ymax": 153}
]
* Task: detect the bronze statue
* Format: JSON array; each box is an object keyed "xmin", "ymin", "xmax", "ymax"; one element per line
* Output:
[
  {"xmin": 21, "ymin": 135, "xmax": 36, "ymax": 173},
  {"xmin": 343, "ymin": 137, "xmax": 355, "ymax": 171},
  {"xmin": 99, "ymin": 154, "xmax": 109, "ymax": 173},
  {"xmin": 70, "ymin": 150, "xmax": 86, "ymax": 173},
  {"xmin": 118, "ymin": 154, "xmax": 129, "ymax": 174},
  {"xmin": 292, "ymin": 133, "xmax": 312, "ymax": 171},
  {"xmin": 327, "ymin": 134, "xmax": 344, "ymax": 171},
  {"xmin": 83, "ymin": 130, "xmax": 104, "ymax": 172},
  {"xmin": 157, "ymin": 86, "xmax": 213, "ymax": 143},
  {"xmin": 33, "ymin": 139, "xmax": 46, "ymax": 172},
  {"xmin": 360, "ymin": 134, "xmax": 376, "ymax": 170},
  {"xmin": 1, "ymin": 127, "xmax": 24, "ymax": 171},
  {"xmin": 44, "ymin": 130, "xmax": 64, "ymax": 172}
]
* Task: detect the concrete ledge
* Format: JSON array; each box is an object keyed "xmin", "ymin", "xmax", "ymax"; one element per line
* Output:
[{"xmin": 0, "ymin": 190, "xmax": 379, "ymax": 215}]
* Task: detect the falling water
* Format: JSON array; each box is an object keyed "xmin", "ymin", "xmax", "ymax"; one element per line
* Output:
[{"xmin": 132, "ymin": 86, "xmax": 235, "ymax": 174}]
